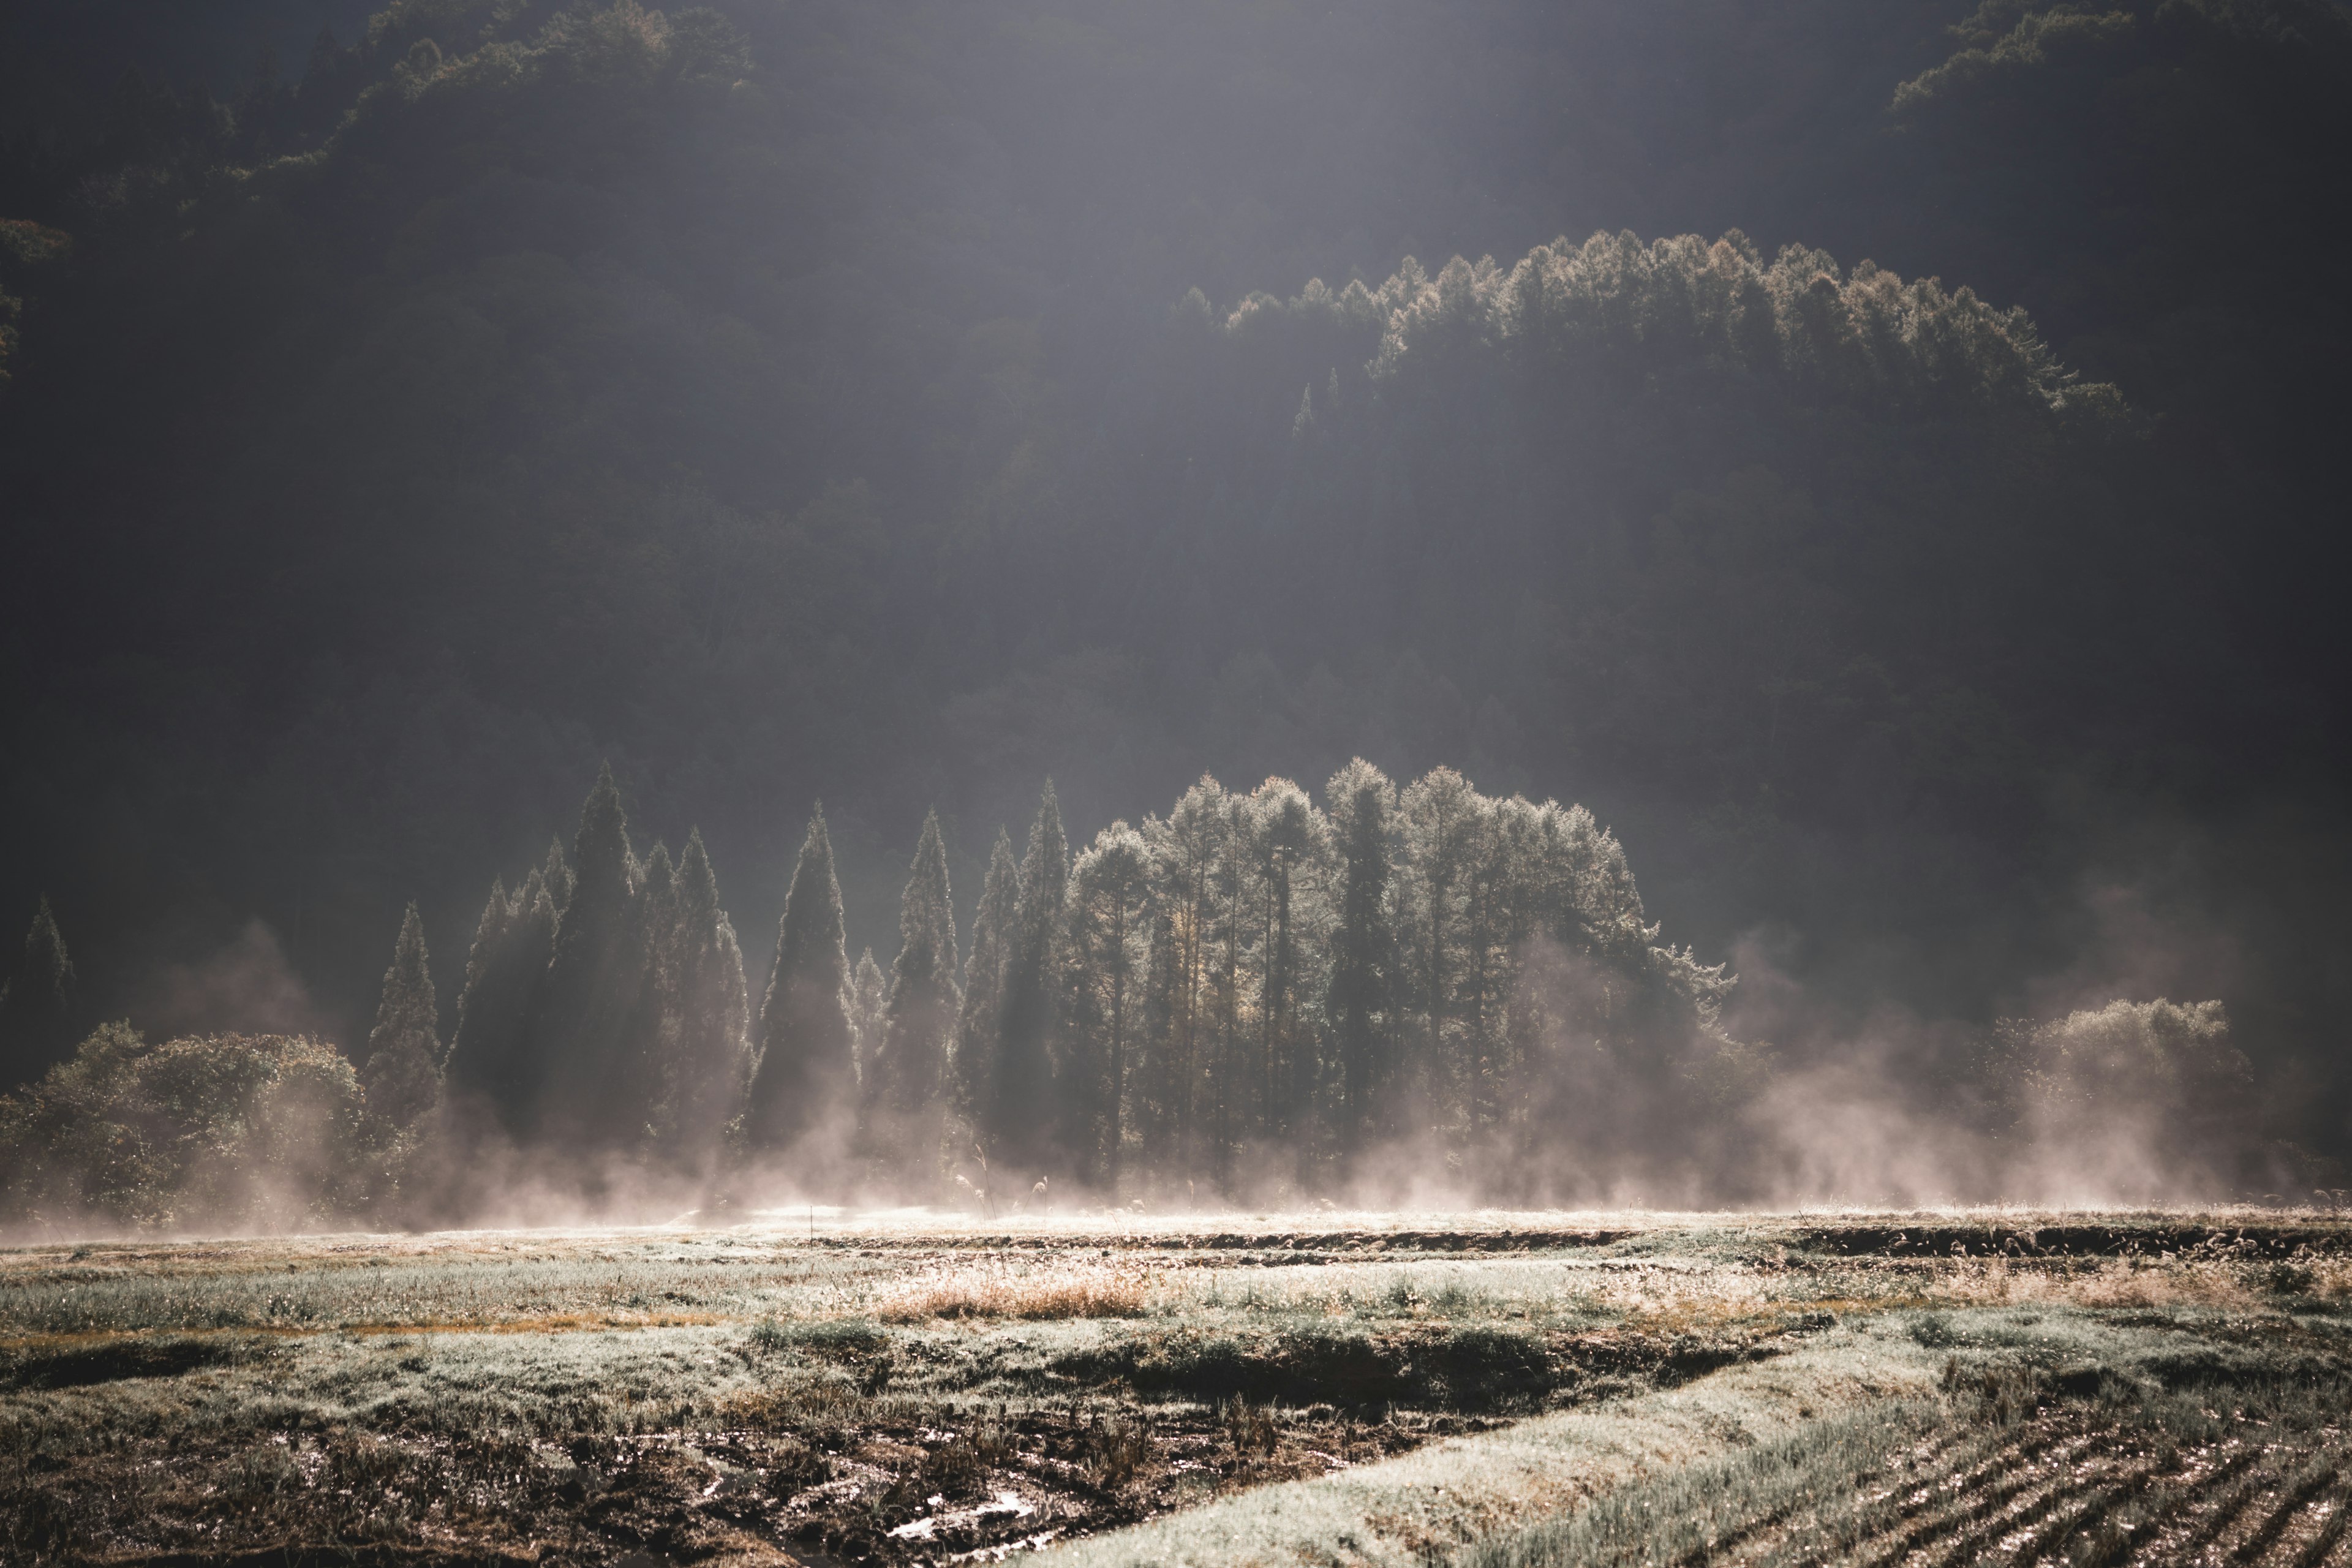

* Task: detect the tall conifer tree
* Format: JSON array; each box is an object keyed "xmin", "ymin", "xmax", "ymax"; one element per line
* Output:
[
  {"xmin": 869, "ymin": 810, "xmax": 960, "ymax": 1176},
  {"xmin": 448, "ymin": 869, "xmax": 558, "ymax": 1124},
  {"xmin": 1397, "ymin": 766, "xmax": 1489, "ymax": 1127},
  {"xmin": 746, "ymin": 805, "xmax": 854, "ymax": 1155},
  {"xmin": 2, "ymin": 897, "xmax": 77, "ymax": 1086},
  {"xmin": 663, "ymin": 828, "xmax": 752, "ymax": 1166},
  {"xmin": 848, "ymin": 949, "xmax": 886, "ymax": 1088},
  {"xmin": 449, "ymin": 877, "xmax": 513, "ymax": 1082},
  {"xmin": 1137, "ymin": 777, "xmax": 1240, "ymax": 1181},
  {"xmin": 363, "ymin": 903, "xmax": 442, "ymax": 1129},
  {"xmin": 988, "ymin": 782, "xmax": 1066, "ymax": 1170},
  {"xmin": 23, "ymin": 898, "xmax": 72, "ymax": 1015},
  {"xmin": 616, "ymin": 840, "xmax": 679, "ymax": 1143},
  {"xmin": 953, "ymin": 828, "xmax": 1019, "ymax": 1121},
  {"xmin": 1058, "ymin": 823, "xmax": 1150, "ymax": 1189},
  {"xmin": 526, "ymin": 764, "xmax": 642, "ymax": 1140},
  {"xmin": 541, "ymin": 836, "xmax": 576, "ymax": 924},
  {"xmin": 1246, "ymin": 778, "xmax": 1332, "ymax": 1182},
  {"xmin": 1325, "ymin": 759, "xmax": 1398, "ymax": 1157}
]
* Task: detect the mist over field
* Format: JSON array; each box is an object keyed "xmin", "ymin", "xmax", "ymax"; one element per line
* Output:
[{"xmin": 4, "ymin": 0, "xmax": 2351, "ymax": 1233}]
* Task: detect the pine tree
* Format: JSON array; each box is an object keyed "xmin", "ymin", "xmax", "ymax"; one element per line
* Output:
[
  {"xmin": 663, "ymin": 828, "xmax": 752, "ymax": 1166},
  {"xmin": 525, "ymin": 764, "xmax": 643, "ymax": 1140},
  {"xmin": 953, "ymin": 828, "xmax": 1019, "ymax": 1121},
  {"xmin": 1324, "ymin": 758, "xmax": 1398, "ymax": 1158},
  {"xmin": 869, "ymin": 810, "xmax": 960, "ymax": 1175},
  {"xmin": 1058, "ymin": 823, "xmax": 1150, "ymax": 1189},
  {"xmin": 988, "ymin": 782, "xmax": 1066, "ymax": 1172},
  {"xmin": 745, "ymin": 805, "xmax": 855, "ymax": 1155},
  {"xmin": 362, "ymin": 903, "xmax": 442, "ymax": 1129},
  {"xmin": 2, "ymin": 896, "xmax": 77, "ymax": 1087}
]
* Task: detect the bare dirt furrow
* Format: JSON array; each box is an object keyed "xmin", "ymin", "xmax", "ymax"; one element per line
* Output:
[
  {"xmin": 2271, "ymin": 1486, "xmax": 2350, "ymax": 1568},
  {"xmin": 1873, "ymin": 1433, "xmax": 2100, "ymax": 1567},
  {"xmin": 2211, "ymin": 1460, "xmax": 2340, "ymax": 1564},
  {"xmin": 2315, "ymin": 1504, "xmax": 2352, "ymax": 1568},
  {"xmin": 1723, "ymin": 1431, "xmax": 1989, "ymax": 1568},
  {"xmin": 1850, "ymin": 1430, "xmax": 2062, "ymax": 1567},
  {"xmin": 2226, "ymin": 1458, "xmax": 2349, "ymax": 1566},
  {"xmin": 2151, "ymin": 1449, "xmax": 2274, "ymax": 1564},
  {"xmin": 1914, "ymin": 1447, "xmax": 2108, "ymax": 1568},
  {"xmin": 2000, "ymin": 1460, "xmax": 2159, "ymax": 1565}
]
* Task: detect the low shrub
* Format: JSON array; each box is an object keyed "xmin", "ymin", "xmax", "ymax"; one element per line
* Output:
[{"xmin": 876, "ymin": 1264, "xmax": 1152, "ymax": 1322}]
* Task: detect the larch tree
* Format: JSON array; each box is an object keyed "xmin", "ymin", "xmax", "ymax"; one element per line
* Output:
[
  {"xmin": 988, "ymin": 782, "xmax": 1066, "ymax": 1172},
  {"xmin": 870, "ymin": 810, "xmax": 959, "ymax": 1177},
  {"xmin": 1461, "ymin": 793, "xmax": 1550, "ymax": 1134},
  {"xmin": 953, "ymin": 827, "xmax": 1019, "ymax": 1123},
  {"xmin": 1139, "ymin": 776, "xmax": 1235, "ymax": 1179},
  {"xmin": 361, "ymin": 902, "xmax": 442, "ymax": 1130},
  {"xmin": 745, "ymin": 805, "xmax": 855, "ymax": 1156},
  {"xmin": 1324, "ymin": 758, "xmax": 1398, "ymax": 1158},
  {"xmin": 1245, "ymin": 778, "xmax": 1331, "ymax": 1183},
  {"xmin": 663, "ymin": 828, "xmax": 752, "ymax": 1167},
  {"xmin": 1397, "ymin": 766, "xmax": 1490, "ymax": 1131},
  {"xmin": 1058, "ymin": 823, "xmax": 1150, "ymax": 1190}
]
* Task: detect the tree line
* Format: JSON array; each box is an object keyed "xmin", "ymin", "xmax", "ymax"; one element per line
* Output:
[
  {"xmin": 345, "ymin": 761, "xmax": 1730, "ymax": 1204},
  {"xmin": 2, "ymin": 772, "xmax": 2312, "ymax": 1228}
]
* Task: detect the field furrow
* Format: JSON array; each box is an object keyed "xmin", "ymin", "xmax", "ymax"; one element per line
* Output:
[
  {"xmin": 2224, "ymin": 1460, "xmax": 2348, "ymax": 1565},
  {"xmin": 2271, "ymin": 1487, "xmax": 2350, "ymax": 1568}
]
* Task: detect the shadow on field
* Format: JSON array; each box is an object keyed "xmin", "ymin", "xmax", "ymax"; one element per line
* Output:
[
  {"xmin": 1053, "ymin": 1321, "xmax": 1773, "ymax": 1412},
  {"xmin": 0, "ymin": 1334, "xmax": 249, "ymax": 1391}
]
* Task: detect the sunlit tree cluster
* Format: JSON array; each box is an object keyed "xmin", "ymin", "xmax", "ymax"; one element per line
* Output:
[
  {"xmin": 1215, "ymin": 228, "xmax": 2125, "ymax": 426},
  {"xmin": 418, "ymin": 760, "xmax": 1730, "ymax": 1200}
]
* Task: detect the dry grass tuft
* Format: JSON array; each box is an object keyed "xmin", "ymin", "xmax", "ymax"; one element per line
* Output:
[{"xmin": 875, "ymin": 1262, "xmax": 1155, "ymax": 1322}]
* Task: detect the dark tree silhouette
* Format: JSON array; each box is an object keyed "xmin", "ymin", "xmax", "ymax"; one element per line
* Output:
[
  {"xmin": 954, "ymin": 828, "xmax": 1019, "ymax": 1123},
  {"xmin": 1, "ymin": 897, "xmax": 77, "ymax": 1086},
  {"xmin": 361, "ymin": 902, "xmax": 440, "ymax": 1130},
  {"xmin": 1325, "ymin": 759, "xmax": 1399, "ymax": 1159},
  {"xmin": 524, "ymin": 764, "xmax": 643, "ymax": 1143},
  {"xmin": 745, "ymin": 805, "xmax": 854, "ymax": 1158},
  {"xmin": 989, "ymin": 782, "xmax": 1066, "ymax": 1173},
  {"xmin": 867, "ymin": 810, "xmax": 959, "ymax": 1178},
  {"xmin": 660, "ymin": 829, "xmax": 752, "ymax": 1169}
]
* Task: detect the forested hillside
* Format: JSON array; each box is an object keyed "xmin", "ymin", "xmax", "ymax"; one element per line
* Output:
[{"xmin": 2, "ymin": 0, "xmax": 2347, "ymax": 1166}]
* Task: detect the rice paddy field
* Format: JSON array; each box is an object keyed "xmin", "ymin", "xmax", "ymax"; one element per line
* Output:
[{"xmin": 3, "ymin": 1208, "xmax": 2350, "ymax": 1566}]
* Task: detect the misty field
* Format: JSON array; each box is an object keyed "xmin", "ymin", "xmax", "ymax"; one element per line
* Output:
[{"xmin": 2, "ymin": 1210, "xmax": 2350, "ymax": 1567}]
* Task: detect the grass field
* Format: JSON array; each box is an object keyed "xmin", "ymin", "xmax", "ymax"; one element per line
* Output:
[{"xmin": 2, "ymin": 1208, "xmax": 2347, "ymax": 1566}]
